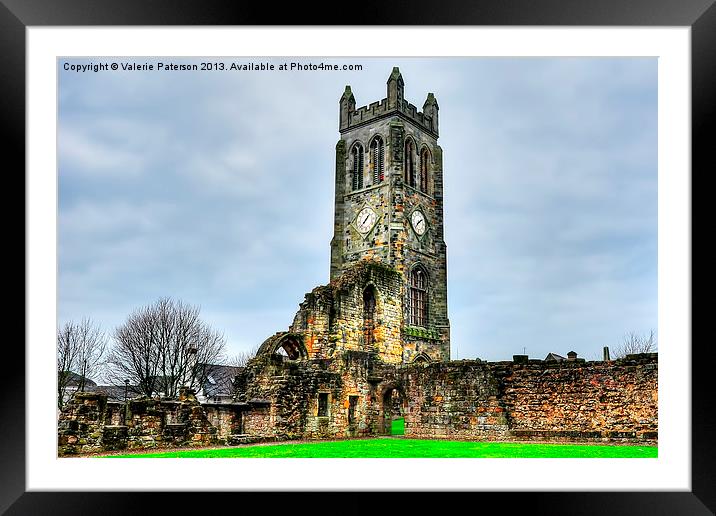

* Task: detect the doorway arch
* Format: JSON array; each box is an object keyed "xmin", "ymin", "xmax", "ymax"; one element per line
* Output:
[{"xmin": 379, "ymin": 384, "xmax": 405, "ymax": 435}]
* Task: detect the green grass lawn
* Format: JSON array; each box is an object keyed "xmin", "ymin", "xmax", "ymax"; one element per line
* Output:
[
  {"xmin": 107, "ymin": 436, "xmax": 657, "ymax": 459},
  {"xmin": 391, "ymin": 417, "xmax": 405, "ymax": 435}
]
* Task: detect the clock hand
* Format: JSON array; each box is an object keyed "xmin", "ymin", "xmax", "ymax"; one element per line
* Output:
[{"xmin": 362, "ymin": 214, "xmax": 370, "ymax": 225}]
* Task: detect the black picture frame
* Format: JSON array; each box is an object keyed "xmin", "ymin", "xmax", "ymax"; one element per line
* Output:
[{"xmin": 7, "ymin": 1, "xmax": 712, "ymax": 514}]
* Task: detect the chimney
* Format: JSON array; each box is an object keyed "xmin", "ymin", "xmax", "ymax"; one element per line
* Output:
[
  {"xmin": 603, "ymin": 346, "xmax": 610, "ymax": 361},
  {"xmin": 513, "ymin": 354, "xmax": 528, "ymax": 364},
  {"xmin": 567, "ymin": 351, "xmax": 578, "ymax": 361}
]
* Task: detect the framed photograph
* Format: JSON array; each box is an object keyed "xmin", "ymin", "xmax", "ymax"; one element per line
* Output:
[{"xmin": 10, "ymin": 1, "xmax": 712, "ymax": 514}]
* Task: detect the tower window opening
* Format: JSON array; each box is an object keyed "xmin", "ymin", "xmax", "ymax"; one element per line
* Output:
[
  {"xmin": 370, "ymin": 136, "xmax": 385, "ymax": 185},
  {"xmin": 351, "ymin": 144, "xmax": 364, "ymax": 191},
  {"xmin": 405, "ymin": 139, "xmax": 415, "ymax": 187},
  {"xmin": 420, "ymin": 147, "xmax": 430, "ymax": 194},
  {"xmin": 409, "ymin": 267, "xmax": 428, "ymax": 327}
]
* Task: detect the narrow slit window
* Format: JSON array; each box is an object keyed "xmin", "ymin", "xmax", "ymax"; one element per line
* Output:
[
  {"xmin": 363, "ymin": 287, "xmax": 376, "ymax": 350},
  {"xmin": 348, "ymin": 395, "xmax": 358, "ymax": 424},
  {"xmin": 318, "ymin": 393, "xmax": 329, "ymax": 417}
]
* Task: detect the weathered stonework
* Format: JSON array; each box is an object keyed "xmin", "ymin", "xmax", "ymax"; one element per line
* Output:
[
  {"xmin": 58, "ymin": 390, "xmax": 247, "ymax": 455},
  {"xmin": 331, "ymin": 68, "xmax": 449, "ymax": 363},
  {"xmin": 232, "ymin": 349, "xmax": 657, "ymax": 444},
  {"xmin": 57, "ymin": 68, "xmax": 657, "ymax": 455}
]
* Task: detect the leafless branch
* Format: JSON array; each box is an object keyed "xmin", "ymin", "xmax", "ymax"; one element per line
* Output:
[
  {"xmin": 57, "ymin": 319, "xmax": 107, "ymax": 409},
  {"xmin": 105, "ymin": 297, "xmax": 226, "ymax": 399},
  {"xmin": 611, "ymin": 330, "xmax": 657, "ymax": 359}
]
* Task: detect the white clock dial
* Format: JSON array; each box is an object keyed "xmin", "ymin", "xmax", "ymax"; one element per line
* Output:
[
  {"xmin": 356, "ymin": 207, "xmax": 377, "ymax": 234},
  {"xmin": 411, "ymin": 210, "xmax": 427, "ymax": 236}
]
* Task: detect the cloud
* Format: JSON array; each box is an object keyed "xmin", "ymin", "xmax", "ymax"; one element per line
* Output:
[{"xmin": 58, "ymin": 57, "xmax": 657, "ymax": 363}]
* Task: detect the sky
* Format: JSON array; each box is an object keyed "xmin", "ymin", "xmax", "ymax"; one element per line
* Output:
[{"xmin": 58, "ymin": 56, "xmax": 657, "ymax": 371}]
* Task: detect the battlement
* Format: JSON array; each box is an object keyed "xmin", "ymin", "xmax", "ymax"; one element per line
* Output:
[
  {"xmin": 339, "ymin": 67, "xmax": 439, "ymax": 136},
  {"xmin": 346, "ymin": 97, "xmax": 436, "ymax": 134}
]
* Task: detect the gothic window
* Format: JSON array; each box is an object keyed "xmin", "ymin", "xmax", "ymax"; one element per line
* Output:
[
  {"xmin": 351, "ymin": 143, "xmax": 364, "ymax": 191},
  {"xmin": 369, "ymin": 136, "xmax": 385, "ymax": 185},
  {"xmin": 419, "ymin": 147, "xmax": 430, "ymax": 194},
  {"xmin": 363, "ymin": 286, "xmax": 376, "ymax": 350},
  {"xmin": 408, "ymin": 266, "xmax": 428, "ymax": 327},
  {"xmin": 404, "ymin": 138, "xmax": 415, "ymax": 188}
]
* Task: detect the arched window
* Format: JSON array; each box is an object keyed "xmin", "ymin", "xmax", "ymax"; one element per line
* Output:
[
  {"xmin": 419, "ymin": 147, "xmax": 430, "ymax": 194},
  {"xmin": 369, "ymin": 136, "xmax": 385, "ymax": 185},
  {"xmin": 351, "ymin": 143, "xmax": 364, "ymax": 191},
  {"xmin": 408, "ymin": 266, "xmax": 428, "ymax": 327},
  {"xmin": 363, "ymin": 286, "xmax": 376, "ymax": 350},
  {"xmin": 404, "ymin": 138, "xmax": 415, "ymax": 188}
]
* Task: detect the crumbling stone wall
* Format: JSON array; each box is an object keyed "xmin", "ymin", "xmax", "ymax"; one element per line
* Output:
[
  {"xmin": 58, "ymin": 353, "xmax": 658, "ymax": 455},
  {"xmin": 492, "ymin": 354, "xmax": 658, "ymax": 441},
  {"xmin": 58, "ymin": 392, "xmax": 107, "ymax": 455},
  {"xmin": 58, "ymin": 391, "xmax": 247, "ymax": 456},
  {"xmin": 279, "ymin": 261, "xmax": 406, "ymax": 363},
  {"xmin": 402, "ymin": 361, "xmax": 509, "ymax": 440},
  {"xmin": 232, "ymin": 351, "xmax": 658, "ymax": 444}
]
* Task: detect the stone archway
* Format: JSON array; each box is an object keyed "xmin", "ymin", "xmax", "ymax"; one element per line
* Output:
[
  {"xmin": 380, "ymin": 385, "xmax": 405, "ymax": 436},
  {"xmin": 273, "ymin": 335, "xmax": 306, "ymax": 361}
]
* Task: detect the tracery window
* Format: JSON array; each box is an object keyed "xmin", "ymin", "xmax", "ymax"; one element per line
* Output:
[{"xmin": 408, "ymin": 266, "xmax": 428, "ymax": 327}]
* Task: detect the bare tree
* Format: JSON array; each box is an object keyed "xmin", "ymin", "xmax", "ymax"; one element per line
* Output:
[
  {"xmin": 106, "ymin": 297, "xmax": 226, "ymax": 399},
  {"xmin": 612, "ymin": 330, "xmax": 657, "ymax": 359},
  {"xmin": 57, "ymin": 319, "xmax": 107, "ymax": 409},
  {"xmin": 226, "ymin": 343, "xmax": 261, "ymax": 368}
]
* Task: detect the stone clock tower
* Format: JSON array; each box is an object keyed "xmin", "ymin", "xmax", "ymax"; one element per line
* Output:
[{"xmin": 329, "ymin": 67, "xmax": 450, "ymax": 362}]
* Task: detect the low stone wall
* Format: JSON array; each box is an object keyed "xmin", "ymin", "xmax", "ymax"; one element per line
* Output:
[
  {"xmin": 494, "ymin": 354, "xmax": 658, "ymax": 441},
  {"xmin": 403, "ymin": 361, "xmax": 509, "ymax": 440},
  {"xmin": 58, "ymin": 392, "xmax": 249, "ymax": 456},
  {"xmin": 403, "ymin": 354, "xmax": 658, "ymax": 442}
]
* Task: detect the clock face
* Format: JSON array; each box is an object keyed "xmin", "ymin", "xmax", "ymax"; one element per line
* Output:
[
  {"xmin": 411, "ymin": 210, "xmax": 427, "ymax": 236},
  {"xmin": 355, "ymin": 207, "xmax": 377, "ymax": 234}
]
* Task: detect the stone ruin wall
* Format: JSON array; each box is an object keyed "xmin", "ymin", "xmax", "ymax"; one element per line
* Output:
[
  {"xmin": 232, "ymin": 351, "xmax": 658, "ymax": 444},
  {"xmin": 492, "ymin": 354, "xmax": 658, "ymax": 441},
  {"xmin": 287, "ymin": 260, "xmax": 439, "ymax": 365},
  {"xmin": 399, "ymin": 354, "xmax": 657, "ymax": 442},
  {"xmin": 401, "ymin": 361, "xmax": 509, "ymax": 440},
  {"xmin": 57, "ymin": 353, "xmax": 657, "ymax": 455},
  {"xmin": 58, "ymin": 392, "xmax": 245, "ymax": 455}
]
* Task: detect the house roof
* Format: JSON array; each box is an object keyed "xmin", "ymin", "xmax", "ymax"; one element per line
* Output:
[
  {"xmin": 60, "ymin": 371, "xmax": 98, "ymax": 388},
  {"xmin": 544, "ymin": 353, "xmax": 566, "ymax": 362},
  {"xmin": 93, "ymin": 384, "xmax": 137, "ymax": 402},
  {"xmin": 199, "ymin": 363, "xmax": 242, "ymax": 397}
]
